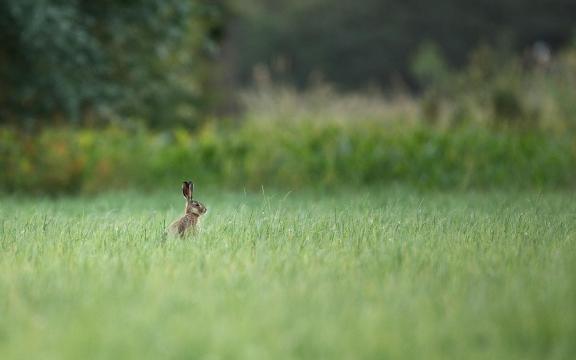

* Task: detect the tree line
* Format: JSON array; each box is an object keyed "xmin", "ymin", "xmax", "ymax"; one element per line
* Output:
[{"xmin": 1, "ymin": 0, "xmax": 574, "ymax": 128}]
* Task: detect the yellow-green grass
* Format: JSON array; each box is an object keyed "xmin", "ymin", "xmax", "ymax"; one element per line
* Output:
[{"xmin": 0, "ymin": 188, "xmax": 575, "ymax": 359}]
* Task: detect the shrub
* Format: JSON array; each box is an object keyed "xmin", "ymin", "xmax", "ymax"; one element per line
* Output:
[{"xmin": 1, "ymin": 120, "xmax": 574, "ymax": 194}]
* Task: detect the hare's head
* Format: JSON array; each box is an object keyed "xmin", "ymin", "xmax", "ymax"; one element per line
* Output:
[{"xmin": 182, "ymin": 181, "xmax": 207, "ymax": 216}]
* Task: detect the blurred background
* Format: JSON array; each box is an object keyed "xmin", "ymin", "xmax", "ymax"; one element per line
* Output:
[{"xmin": 1, "ymin": 0, "xmax": 576, "ymax": 193}]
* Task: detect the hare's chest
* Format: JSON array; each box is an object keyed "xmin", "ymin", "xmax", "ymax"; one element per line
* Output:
[
  {"xmin": 185, "ymin": 215, "xmax": 198, "ymax": 227},
  {"xmin": 177, "ymin": 215, "xmax": 197, "ymax": 234}
]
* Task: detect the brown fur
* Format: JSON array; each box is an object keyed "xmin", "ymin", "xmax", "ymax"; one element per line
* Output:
[{"xmin": 167, "ymin": 181, "xmax": 207, "ymax": 237}]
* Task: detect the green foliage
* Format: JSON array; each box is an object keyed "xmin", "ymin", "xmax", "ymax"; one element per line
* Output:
[
  {"xmin": 1, "ymin": 190, "xmax": 575, "ymax": 358},
  {"xmin": 0, "ymin": 0, "xmax": 224, "ymax": 128},
  {"xmin": 1, "ymin": 119, "xmax": 574, "ymax": 194},
  {"xmin": 411, "ymin": 42, "xmax": 450, "ymax": 87},
  {"xmin": 491, "ymin": 86, "xmax": 525, "ymax": 124},
  {"xmin": 414, "ymin": 44, "xmax": 576, "ymax": 130}
]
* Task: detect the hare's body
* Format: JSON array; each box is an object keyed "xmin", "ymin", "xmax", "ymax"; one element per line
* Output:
[
  {"xmin": 168, "ymin": 213, "xmax": 199, "ymax": 237},
  {"xmin": 167, "ymin": 181, "xmax": 207, "ymax": 238}
]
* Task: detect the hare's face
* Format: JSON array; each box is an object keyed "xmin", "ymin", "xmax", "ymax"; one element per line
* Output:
[{"xmin": 187, "ymin": 200, "xmax": 207, "ymax": 216}]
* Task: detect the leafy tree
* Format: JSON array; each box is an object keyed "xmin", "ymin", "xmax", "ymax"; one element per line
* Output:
[{"xmin": 0, "ymin": 0, "xmax": 225, "ymax": 128}]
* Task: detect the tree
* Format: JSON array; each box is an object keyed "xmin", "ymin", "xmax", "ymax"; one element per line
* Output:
[{"xmin": 0, "ymin": 0, "xmax": 225, "ymax": 128}]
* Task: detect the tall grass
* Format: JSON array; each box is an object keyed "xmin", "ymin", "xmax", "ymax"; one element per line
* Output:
[
  {"xmin": 243, "ymin": 43, "xmax": 576, "ymax": 131},
  {"xmin": 0, "ymin": 189, "xmax": 575, "ymax": 359}
]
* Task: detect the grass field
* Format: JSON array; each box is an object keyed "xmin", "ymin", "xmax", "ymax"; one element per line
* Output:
[{"xmin": 0, "ymin": 188, "xmax": 575, "ymax": 359}]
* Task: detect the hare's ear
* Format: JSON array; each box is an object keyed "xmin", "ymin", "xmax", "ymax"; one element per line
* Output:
[
  {"xmin": 182, "ymin": 181, "xmax": 191, "ymax": 199},
  {"xmin": 189, "ymin": 181, "xmax": 194, "ymax": 198}
]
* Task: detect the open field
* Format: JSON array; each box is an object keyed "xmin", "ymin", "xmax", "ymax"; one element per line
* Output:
[{"xmin": 0, "ymin": 188, "xmax": 575, "ymax": 359}]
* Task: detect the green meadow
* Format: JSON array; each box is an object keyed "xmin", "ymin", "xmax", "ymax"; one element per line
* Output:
[
  {"xmin": 1, "ymin": 188, "xmax": 574, "ymax": 359},
  {"xmin": 2, "ymin": 1, "xmax": 576, "ymax": 359}
]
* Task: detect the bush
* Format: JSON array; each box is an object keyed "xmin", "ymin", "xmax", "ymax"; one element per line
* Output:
[{"xmin": 1, "ymin": 120, "xmax": 574, "ymax": 194}]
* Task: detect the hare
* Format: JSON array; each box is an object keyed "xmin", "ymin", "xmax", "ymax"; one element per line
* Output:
[{"xmin": 167, "ymin": 181, "xmax": 207, "ymax": 237}]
